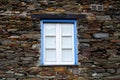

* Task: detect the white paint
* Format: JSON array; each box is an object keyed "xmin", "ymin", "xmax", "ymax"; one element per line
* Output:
[{"xmin": 43, "ymin": 23, "xmax": 75, "ymax": 65}]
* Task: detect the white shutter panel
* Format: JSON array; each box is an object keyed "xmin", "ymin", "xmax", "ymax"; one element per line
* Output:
[
  {"xmin": 60, "ymin": 23, "xmax": 74, "ymax": 64},
  {"xmin": 44, "ymin": 23, "xmax": 57, "ymax": 65}
]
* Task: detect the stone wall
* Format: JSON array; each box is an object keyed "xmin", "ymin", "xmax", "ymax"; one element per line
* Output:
[{"xmin": 0, "ymin": 0, "xmax": 120, "ymax": 80}]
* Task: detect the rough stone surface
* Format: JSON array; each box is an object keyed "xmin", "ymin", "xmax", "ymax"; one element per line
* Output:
[
  {"xmin": 0, "ymin": 0, "xmax": 120, "ymax": 80},
  {"xmin": 93, "ymin": 33, "xmax": 109, "ymax": 39}
]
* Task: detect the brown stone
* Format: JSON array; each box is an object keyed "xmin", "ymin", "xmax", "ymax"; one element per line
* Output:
[
  {"xmin": 0, "ymin": 70, "xmax": 4, "ymax": 74},
  {"xmin": 28, "ymin": 67, "xmax": 42, "ymax": 75},
  {"xmin": 82, "ymin": 4, "xmax": 90, "ymax": 9},
  {"xmin": 68, "ymin": 75, "xmax": 79, "ymax": 80},
  {"xmin": 21, "ymin": 43, "xmax": 31, "ymax": 48},
  {"xmin": 110, "ymin": 40, "xmax": 120, "ymax": 43},
  {"xmin": 46, "ymin": 8, "xmax": 55, "ymax": 11},
  {"xmin": 83, "ymin": 33, "xmax": 92, "ymax": 38},
  {"xmin": 3, "ymin": 42, "xmax": 19, "ymax": 47},
  {"xmin": 55, "ymin": 8, "xmax": 65, "ymax": 12},
  {"xmin": 21, "ymin": 34, "xmax": 40, "ymax": 39},
  {"xmin": 39, "ymin": 71, "xmax": 55, "ymax": 76},
  {"xmin": 53, "ymin": 67, "xmax": 66, "ymax": 72},
  {"xmin": 79, "ymin": 77, "xmax": 89, "ymax": 80},
  {"xmin": 114, "ymin": 32, "xmax": 120, "ymax": 36}
]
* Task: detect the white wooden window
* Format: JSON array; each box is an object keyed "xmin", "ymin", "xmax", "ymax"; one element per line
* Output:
[{"xmin": 41, "ymin": 20, "xmax": 77, "ymax": 65}]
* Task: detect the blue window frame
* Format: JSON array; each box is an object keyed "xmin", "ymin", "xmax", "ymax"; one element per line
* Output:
[{"xmin": 40, "ymin": 20, "xmax": 78, "ymax": 65}]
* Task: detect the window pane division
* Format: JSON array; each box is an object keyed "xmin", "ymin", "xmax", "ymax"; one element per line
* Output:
[
  {"xmin": 61, "ymin": 23, "xmax": 73, "ymax": 36},
  {"xmin": 45, "ymin": 49, "xmax": 56, "ymax": 62},
  {"xmin": 45, "ymin": 23, "xmax": 56, "ymax": 36},
  {"xmin": 62, "ymin": 49, "xmax": 73, "ymax": 62},
  {"xmin": 45, "ymin": 36, "xmax": 56, "ymax": 48},
  {"xmin": 61, "ymin": 36, "xmax": 72, "ymax": 48}
]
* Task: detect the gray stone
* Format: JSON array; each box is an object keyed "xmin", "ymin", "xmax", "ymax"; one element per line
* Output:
[
  {"xmin": 108, "ymin": 57, "xmax": 120, "ymax": 61},
  {"xmin": 25, "ymin": 53, "xmax": 36, "ymax": 57},
  {"xmin": 6, "ymin": 54, "xmax": 16, "ymax": 59},
  {"xmin": 79, "ymin": 43, "xmax": 90, "ymax": 47},
  {"xmin": 103, "ymin": 25, "xmax": 113, "ymax": 28},
  {"xmin": 27, "ymin": 5, "xmax": 36, "ymax": 10},
  {"xmin": 36, "ymin": 75, "xmax": 55, "ymax": 78},
  {"xmin": 96, "ymin": 15, "xmax": 111, "ymax": 21},
  {"xmin": 56, "ymin": 74, "xmax": 66, "ymax": 79},
  {"xmin": 0, "ymin": 78, "xmax": 6, "ymax": 80},
  {"xmin": 92, "ymin": 73, "xmax": 98, "ymax": 77},
  {"xmin": 91, "ymin": 69, "xmax": 105, "ymax": 73},
  {"xmin": 79, "ymin": 39, "xmax": 93, "ymax": 42},
  {"xmin": 115, "ymin": 16, "xmax": 120, "ymax": 20},
  {"xmin": 6, "ymin": 70, "xmax": 14, "ymax": 74},
  {"xmin": 32, "ymin": 44, "xmax": 40, "ymax": 49},
  {"xmin": 107, "ymin": 69, "xmax": 116, "ymax": 74},
  {"xmin": 21, "ymin": 57, "xmax": 33, "ymax": 61},
  {"xmin": 116, "ymin": 69, "xmax": 120, "ymax": 74},
  {"xmin": 0, "ymin": 11, "xmax": 14, "ymax": 16},
  {"xmin": 2, "ymin": 40, "xmax": 12, "ymax": 45},
  {"xmin": 19, "ymin": 12, "xmax": 27, "ymax": 17},
  {"xmin": 8, "ymin": 36, "xmax": 20, "ymax": 39},
  {"xmin": 7, "ymin": 78, "xmax": 16, "ymax": 80},
  {"xmin": 21, "ymin": 34, "xmax": 40, "ymax": 39},
  {"xmin": 96, "ymin": 73, "xmax": 104, "ymax": 77},
  {"xmin": 104, "ymin": 75, "xmax": 120, "ymax": 79},
  {"xmin": 5, "ymin": 50, "xmax": 15, "ymax": 53},
  {"xmin": 93, "ymin": 33, "xmax": 109, "ymax": 39},
  {"xmin": 7, "ymin": 29, "xmax": 18, "ymax": 32},
  {"xmin": 28, "ymin": 75, "xmax": 36, "ymax": 77},
  {"xmin": 101, "ymin": 73, "xmax": 111, "ymax": 77},
  {"xmin": 72, "ymin": 68, "xmax": 79, "ymax": 75},
  {"xmin": 22, "ymin": 61, "xmax": 31, "ymax": 64},
  {"xmin": 15, "ymin": 73, "xmax": 25, "ymax": 77}
]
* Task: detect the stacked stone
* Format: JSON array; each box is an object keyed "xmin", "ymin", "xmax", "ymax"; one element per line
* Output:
[{"xmin": 0, "ymin": 0, "xmax": 120, "ymax": 80}]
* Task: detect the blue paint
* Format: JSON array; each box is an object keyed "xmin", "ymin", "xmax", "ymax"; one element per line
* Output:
[
  {"xmin": 40, "ymin": 21, "xmax": 44, "ymax": 65},
  {"xmin": 40, "ymin": 20, "xmax": 78, "ymax": 65},
  {"xmin": 42, "ymin": 20, "xmax": 76, "ymax": 23},
  {"xmin": 74, "ymin": 21, "xmax": 78, "ymax": 65}
]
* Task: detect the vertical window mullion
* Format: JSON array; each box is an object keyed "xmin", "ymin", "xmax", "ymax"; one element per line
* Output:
[
  {"xmin": 59, "ymin": 24, "xmax": 62, "ymax": 64},
  {"xmin": 56, "ymin": 23, "xmax": 60, "ymax": 64}
]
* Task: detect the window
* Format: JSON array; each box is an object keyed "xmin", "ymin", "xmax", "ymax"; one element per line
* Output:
[
  {"xmin": 91, "ymin": 4, "xmax": 97, "ymax": 11},
  {"xmin": 97, "ymin": 5, "xmax": 103, "ymax": 11},
  {"xmin": 40, "ymin": 20, "xmax": 78, "ymax": 65},
  {"xmin": 91, "ymin": 4, "xmax": 103, "ymax": 11}
]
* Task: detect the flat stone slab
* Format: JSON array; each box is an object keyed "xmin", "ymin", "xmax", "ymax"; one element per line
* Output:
[{"xmin": 31, "ymin": 13, "xmax": 86, "ymax": 19}]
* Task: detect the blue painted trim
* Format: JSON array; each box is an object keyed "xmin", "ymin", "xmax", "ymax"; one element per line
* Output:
[
  {"xmin": 40, "ymin": 21, "xmax": 44, "ymax": 65},
  {"xmin": 74, "ymin": 21, "xmax": 78, "ymax": 65},
  {"xmin": 40, "ymin": 20, "xmax": 78, "ymax": 65},
  {"xmin": 42, "ymin": 20, "xmax": 76, "ymax": 23}
]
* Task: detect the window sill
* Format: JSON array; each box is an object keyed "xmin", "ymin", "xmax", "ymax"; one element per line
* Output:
[{"xmin": 38, "ymin": 64, "xmax": 79, "ymax": 67}]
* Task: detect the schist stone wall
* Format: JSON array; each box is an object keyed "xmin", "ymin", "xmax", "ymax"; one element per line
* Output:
[{"xmin": 0, "ymin": 0, "xmax": 120, "ymax": 80}]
